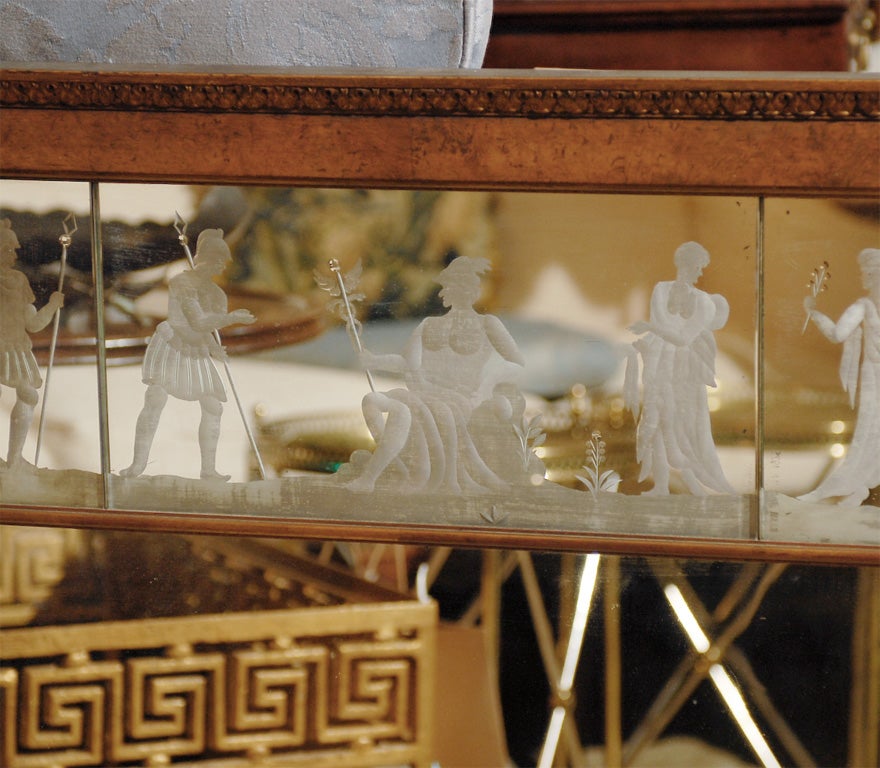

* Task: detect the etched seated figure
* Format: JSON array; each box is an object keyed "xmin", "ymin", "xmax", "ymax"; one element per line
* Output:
[
  {"xmin": 0, "ymin": 219, "xmax": 64, "ymax": 468},
  {"xmin": 340, "ymin": 255, "xmax": 544, "ymax": 493},
  {"xmin": 625, "ymin": 241, "xmax": 735, "ymax": 496},
  {"xmin": 800, "ymin": 247, "xmax": 880, "ymax": 506}
]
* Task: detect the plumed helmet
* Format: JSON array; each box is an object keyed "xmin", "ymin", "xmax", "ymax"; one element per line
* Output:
[
  {"xmin": 0, "ymin": 218, "xmax": 21, "ymax": 252},
  {"xmin": 194, "ymin": 228, "xmax": 229, "ymax": 264}
]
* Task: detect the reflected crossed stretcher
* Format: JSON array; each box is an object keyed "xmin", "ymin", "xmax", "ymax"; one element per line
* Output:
[
  {"xmin": 289, "ymin": 538, "xmax": 876, "ymax": 767},
  {"xmin": 421, "ymin": 550, "xmax": 814, "ymax": 768}
]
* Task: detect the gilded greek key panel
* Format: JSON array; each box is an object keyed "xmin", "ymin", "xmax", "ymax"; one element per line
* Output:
[
  {"xmin": 323, "ymin": 638, "xmax": 422, "ymax": 745},
  {"xmin": 1, "ymin": 621, "xmax": 434, "ymax": 766},
  {"xmin": 15, "ymin": 659, "xmax": 123, "ymax": 767}
]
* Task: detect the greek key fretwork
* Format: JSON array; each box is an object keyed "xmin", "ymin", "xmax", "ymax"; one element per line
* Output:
[
  {"xmin": 217, "ymin": 645, "xmax": 328, "ymax": 751},
  {"xmin": 2, "ymin": 624, "xmax": 432, "ymax": 766},
  {"xmin": 115, "ymin": 653, "xmax": 224, "ymax": 763},
  {"xmin": 18, "ymin": 660, "xmax": 123, "ymax": 765},
  {"xmin": 318, "ymin": 639, "xmax": 422, "ymax": 745}
]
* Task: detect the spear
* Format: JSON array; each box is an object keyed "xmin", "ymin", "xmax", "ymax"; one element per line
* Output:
[
  {"xmin": 34, "ymin": 212, "xmax": 76, "ymax": 465},
  {"xmin": 316, "ymin": 258, "xmax": 375, "ymax": 392},
  {"xmin": 174, "ymin": 212, "xmax": 267, "ymax": 480}
]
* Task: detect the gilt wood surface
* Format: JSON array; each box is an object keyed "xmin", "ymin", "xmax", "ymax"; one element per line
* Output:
[{"xmin": 1, "ymin": 68, "xmax": 878, "ymax": 196}]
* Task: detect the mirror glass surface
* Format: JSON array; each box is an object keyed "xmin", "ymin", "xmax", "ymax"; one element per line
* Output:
[{"xmin": 0, "ymin": 180, "xmax": 877, "ymax": 550}]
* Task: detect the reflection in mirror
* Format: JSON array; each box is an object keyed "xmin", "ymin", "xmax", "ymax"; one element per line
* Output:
[{"xmin": 0, "ymin": 525, "xmax": 869, "ymax": 767}]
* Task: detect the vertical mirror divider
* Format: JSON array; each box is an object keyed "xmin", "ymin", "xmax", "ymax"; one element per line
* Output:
[
  {"xmin": 89, "ymin": 182, "xmax": 112, "ymax": 508},
  {"xmin": 753, "ymin": 196, "xmax": 765, "ymax": 541}
]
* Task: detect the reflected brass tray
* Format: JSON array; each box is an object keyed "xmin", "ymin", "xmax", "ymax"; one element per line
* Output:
[{"xmin": 30, "ymin": 289, "xmax": 325, "ymax": 366}]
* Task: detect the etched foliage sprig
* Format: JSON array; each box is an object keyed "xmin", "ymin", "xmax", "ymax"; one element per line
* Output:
[{"xmin": 577, "ymin": 431, "xmax": 620, "ymax": 500}]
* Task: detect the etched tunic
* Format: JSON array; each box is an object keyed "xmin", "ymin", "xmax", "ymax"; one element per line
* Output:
[
  {"xmin": 141, "ymin": 269, "xmax": 227, "ymax": 402},
  {"xmin": 0, "ymin": 267, "xmax": 42, "ymax": 389}
]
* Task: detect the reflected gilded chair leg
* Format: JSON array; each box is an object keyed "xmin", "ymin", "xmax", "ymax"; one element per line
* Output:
[
  {"xmin": 849, "ymin": 567, "xmax": 880, "ymax": 768},
  {"xmin": 458, "ymin": 551, "xmax": 518, "ymax": 628},
  {"xmin": 604, "ymin": 555, "xmax": 623, "ymax": 767},
  {"xmin": 481, "ymin": 549, "xmax": 503, "ymax": 690}
]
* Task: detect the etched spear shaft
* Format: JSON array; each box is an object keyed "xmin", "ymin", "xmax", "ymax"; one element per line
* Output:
[
  {"xmin": 34, "ymin": 212, "xmax": 76, "ymax": 465},
  {"xmin": 174, "ymin": 213, "xmax": 267, "ymax": 480},
  {"xmin": 329, "ymin": 258, "xmax": 375, "ymax": 393}
]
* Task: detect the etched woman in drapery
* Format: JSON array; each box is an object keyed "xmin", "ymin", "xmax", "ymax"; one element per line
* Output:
[
  {"xmin": 0, "ymin": 219, "xmax": 64, "ymax": 467},
  {"xmin": 341, "ymin": 255, "xmax": 541, "ymax": 493},
  {"xmin": 625, "ymin": 241, "xmax": 735, "ymax": 495},
  {"xmin": 800, "ymin": 247, "xmax": 880, "ymax": 506}
]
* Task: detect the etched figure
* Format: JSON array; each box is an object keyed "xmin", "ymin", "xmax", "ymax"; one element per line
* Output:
[
  {"xmin": 0, "ymin": 219, "xmax": 64, "ymax": 468},
  {"xmin": 120, "ymin": 229, "xmax": 254, "ymax": 480},
  {"xmin": 800, "ymin": 248, "xmax": 880, "ymax": 506},
  {"xmin": 341, "ymin": 255, "xmax": 541, "ymax": 492},
  {"xmin": 625, "ymin": 241, "xmax": 735, "ymax": 495}
]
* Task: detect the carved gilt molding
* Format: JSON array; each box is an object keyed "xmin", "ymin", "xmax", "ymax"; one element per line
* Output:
[{"xmin": 2, "ymin": 75, "xmax": 878, "ymax": 120}]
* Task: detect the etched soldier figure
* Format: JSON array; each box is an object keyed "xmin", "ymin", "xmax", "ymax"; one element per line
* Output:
[
  {"xmin": 625, "ymin": 241, "xmax": 735, "ymax": 495},
  {"xmin": 0, "ymin": 219, "xmax": 64, "ymax": 468},
  {"xmin": 121, "ymin": 229, "xmax": 254, "ymax": 480},
  {"xmin": 801, "ymin": 247, "xmax": 880, "ymax": 506}
]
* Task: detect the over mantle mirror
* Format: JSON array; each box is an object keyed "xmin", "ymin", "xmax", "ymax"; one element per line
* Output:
[{"xmin": 1, "ymin": 67, "xmax": 878, "ymax": 566}]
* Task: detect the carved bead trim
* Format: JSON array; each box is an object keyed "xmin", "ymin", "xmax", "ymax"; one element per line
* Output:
[{"xmin": 2, "ymin": 78, "xmax": 878, "ymax": 120}]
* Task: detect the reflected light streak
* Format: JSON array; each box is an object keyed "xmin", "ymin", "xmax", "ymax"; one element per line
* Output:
[
  {"xmin": 709, "ymin": 665, "xmax": 782, "ymax": 768},
  {"xmin": 538, "ymin": 553, "xmax": 602, "ymax": 768},
  {"xmin": 664, "ymin": 584, "xmax": 710, "ymax": 653},
  {"xmin": 663, "ymin": 584, "xmax": 781, "ymax": 768},
  {"xmin": 538, "ymin": 706, "xmax": 567, "ymax": 768},
  {"xmin": 560, "ymin": 552, "xmax": 602, "ymax": 690}
]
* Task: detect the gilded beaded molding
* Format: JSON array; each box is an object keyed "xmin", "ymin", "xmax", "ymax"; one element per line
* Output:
[{"xmin": 1, "ymin": 78, "xmax": 878, "ymax": 120}]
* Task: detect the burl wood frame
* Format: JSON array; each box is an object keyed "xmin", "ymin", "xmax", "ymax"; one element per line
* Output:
[{"xmin": 1, "ymin": 66, "xmax": 878, "ymax": 565}]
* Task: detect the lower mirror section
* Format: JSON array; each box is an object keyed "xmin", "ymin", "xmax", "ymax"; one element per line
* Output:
[{"xmin": 1, "ymin": 526, "xmax": 874, "ymax": 768}]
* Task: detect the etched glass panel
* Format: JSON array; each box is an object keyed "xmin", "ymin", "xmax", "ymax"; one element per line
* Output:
[
  {"xmin": 762, "ymin": 197, "xmax": 880, "ymax": 546},
  {"xmin": 0, "ymin": 180, "xmax": 104, "ymax": 507},
  {"xmin": 99, "ymin": 186, "xmax": 758, "ymax": 544}
]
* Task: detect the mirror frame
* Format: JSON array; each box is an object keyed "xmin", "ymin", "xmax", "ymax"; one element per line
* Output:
[{"xmin": 1, "ymin": 65, "xmax": 878, "ymax": 565}]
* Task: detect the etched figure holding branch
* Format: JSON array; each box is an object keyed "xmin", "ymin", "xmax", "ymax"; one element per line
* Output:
[
  {"xmin": 121, "ymin": 229, "xmax": 254, "ymax": 480},
  {"xmin": 800, "ymin": 247, "xmax": 880, "ymax": 506},
  {"xmin": 0, "ymin": 219, "xmax": 64, "ymax": 468},
  {"xmin": 625, "ymin": 241, "xmax": 735, "ymax": 495},
  {"xmin": 341, "ymin": 255, "xmax": 541, "ymax": 493}
]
